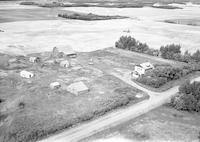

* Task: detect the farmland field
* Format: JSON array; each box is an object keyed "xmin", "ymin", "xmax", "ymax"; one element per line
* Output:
[{"xmin": 0, "ymin": 1, "xmax": 200, "ymax": 55}]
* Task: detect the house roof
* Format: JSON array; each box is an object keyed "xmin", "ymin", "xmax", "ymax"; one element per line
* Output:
[{"xmin": 140, "ymin": 62, "xmax": 154, "ymax": 70}]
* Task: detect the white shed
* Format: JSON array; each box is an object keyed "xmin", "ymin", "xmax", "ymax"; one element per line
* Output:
[
  {"xmin": 60, "ymin": 60, "xmax": 70, "ymax": 68},
  {"xmin": 50, "ymin": 82, "xmax": 61, "ymax": 89},
  {"xmin": 20, "ymin": 70, "xmax": 34, "ymax": 78},
  {"xmin": 66, "ymin": 81, "xmax": 89, "ymax": 95}
]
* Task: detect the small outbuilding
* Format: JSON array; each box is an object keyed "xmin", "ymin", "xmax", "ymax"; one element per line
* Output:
[
  {"xmin": 66, "ymin": 81, "xmax": 89, "ymax": 96},
  {"xmin": 60, "ymin": 60, "xmax": 70, "ymax": 68},
  {"xmin": 20, "ymin": 70, "xmax": 34, "ymax": 78},
  {"xmin": 50, "ymin": 82, "xmax": 61, "ymax": 89},
  {"xmin": 29, "ymin": 57, "xmax": 40, "ymax": 63}
]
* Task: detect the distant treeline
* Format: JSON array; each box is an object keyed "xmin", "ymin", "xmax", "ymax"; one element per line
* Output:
[
  {"xmin": 58, "ymin": 12, "xmax": 128, "ymax": 21},
  {"xmin": 115, "ymin": 36, "xmax": 200, "ymax": 63}
]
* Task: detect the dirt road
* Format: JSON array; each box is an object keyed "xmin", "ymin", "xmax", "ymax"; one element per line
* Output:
[{"xmin": 39, "ymin": 72, "xmax": 198, "ymax": 142}]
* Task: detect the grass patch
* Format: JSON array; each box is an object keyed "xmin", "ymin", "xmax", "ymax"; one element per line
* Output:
[{"xmin": 81, "ymin": 105, "xmax": 200, "ymax": 142}]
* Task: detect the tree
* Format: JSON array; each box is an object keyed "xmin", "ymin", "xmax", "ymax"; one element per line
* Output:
[
  {"xmin": 172, "ymin": 81, "xmax": 200, "ymax": 112},
  {"xmin": 160, "ymin": 44, "xmax": 181, "ymax": 59},
  {"xmin": 182, "ymin": 50, "xmax": 192, "ymax": 63},
  {"xmin": 115, "ymin": 36, "xmax": 137, "ymax": 50},
  {"xmin": 136, "ymin": 42, "xmax": 149, "ymax": 53},
  {"xmin": 171, "ymin": 93, "xmax": 197, "ymax": 111},
  {"xmin": 192, "ymin": 50, "xmax": 200, "ymax": 62}
]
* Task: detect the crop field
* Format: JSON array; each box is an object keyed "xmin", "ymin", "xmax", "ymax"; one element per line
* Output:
[{"xmin": 1, "ymin": 2, "xmax": 200, "ymax": 55}]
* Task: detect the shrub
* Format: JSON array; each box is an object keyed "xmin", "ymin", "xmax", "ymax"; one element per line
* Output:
[
  {"xmin": 137, "ymin": 77, "xmax": 167, "ymax": 88},
  {"xmin": 171, "ymin": 93, "xmax": 197, "ymax": 111},
  {"xmin": 171, "ymin": 81, "xmax": 200, "ymax": 112}
]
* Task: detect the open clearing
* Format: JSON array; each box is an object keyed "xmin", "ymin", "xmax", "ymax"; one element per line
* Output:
[
  {"xmin": 82, "ymin": 105, "xmax": 200, "ymax": 142},
  {"xmin": 1, "ymin": 3, "xmax": 200, "ymax": 54}
]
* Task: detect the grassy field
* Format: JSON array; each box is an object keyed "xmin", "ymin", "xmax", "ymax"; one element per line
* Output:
[
  {"xmin": 0, "ymin": 7, "xmax": 63, "ymax": 23},
  {"xmin": 0, "ymin": 50, "xmax": 149, "ymax": 142},
  {"xmin": 82, "ymin": 105, "xmax": 200, "ymax": 142}
]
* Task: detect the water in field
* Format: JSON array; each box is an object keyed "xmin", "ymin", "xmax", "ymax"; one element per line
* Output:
[{"xmin": 0, "ymin": 2, "xmax": 200, "ymax": 55}]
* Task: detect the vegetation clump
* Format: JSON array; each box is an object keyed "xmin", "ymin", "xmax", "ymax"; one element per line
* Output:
[
  {"xmin": 115, "ymin": 36, "xmax": 200, "ymax": 89},
  {"xmin": 171, "ymin": 80, "xmax": 200, "ymax": 112},
  {"xmin": 58, "ymin": 13, "xmax": 128, "ymax": 21},
  {"xmin": 152, "ymin": 5, "xmax": 182, "ymax": 9},
  {"xmin": 19, "ymin": 1, "xmax": 38, "ymax": 6},
  {"xmin": 160, "ymin": 44, "xmax": 200, "ymax": 63},
  {"xmin": 116, "ymin": 35, "xmax": 200, "ymax": 63},
  {"xmin": 115, "ymin": 36, "xmax": 159, "ymax": 56},
  {"xmin": 136, "ymin": 65, "xmax": 189, "ymax": 88}
]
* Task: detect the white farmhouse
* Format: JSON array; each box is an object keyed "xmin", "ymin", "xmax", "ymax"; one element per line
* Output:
[
  {"xmin": 134, "ymin": 62, "xmax": 154, "ymax": 76},
  {"xmin": 66, "ymin": 81, "xmax": 89, "ymax": 96},
  {"xmin": 20, "ymin": 70, "xmax": 34, "ymax": 78}
]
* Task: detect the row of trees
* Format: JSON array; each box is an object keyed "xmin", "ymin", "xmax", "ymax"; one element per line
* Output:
[
  {"xmin": 115, "ymin": 36, "xmax": 159, "ymax": 56},
  {"xmin": 160, "ymin": 44, "xmax": 200, "ymax": 63},
  {"xmin": 116, "ymin": 36, "xmax": 200, "ymax": 88},
  {"xmin": 171, "ymin": 81, "xmax": 200, "ymax": 112},
  {"xmin": 115, "ymin": 36, "xmax": 200, "ymax": 63}
]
